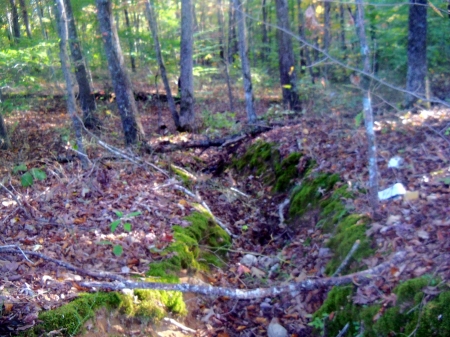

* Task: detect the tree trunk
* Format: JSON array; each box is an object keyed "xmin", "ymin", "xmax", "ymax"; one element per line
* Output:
[
  {"xmin": 297, "ymin": 0, "xmax": 314, "ymax": 80},
  {"xmin": 0, "ymin": 113, "xmax": 11, "ymax": 150},
  {"xmin": 234, "ymin": 0, "xmax": 256, "ymax": 123},
  {"xmin": 18, "ymin": 0, "xmax": 32, "ymax": 38},
  {"xmin": 64, "ymin": 0, "xmax": 100, "ymax": 130},
  {"xmin": 355, "ymin": 0, "xmax": 379, "ymax": 218},
  {"xmin": 404, "ymin": 0, "xmax": 427, "ymax": 108},
  {"xmin": 323, "ymin": 0, "xmax": 331, "ymax": 78},
  {"xmin": 55, "ymin": 0, "xmax": 89, "ymax": 169},
  {"xmin": 339, "ymin": 4, "xmax": 346, "ymax": 51},
  {"xmin": 217, "ymin": 0, "xmax": 234, "ymax": 111},
  {"xmin": 261, "ymin": 0, "xmax": 269, "ymax": 61},
  {"xmin": 144, "ymin": 0, "xmax": 180, "ymax": 129},
  {"xmin": 9, "ymin": 0, "xmax": 21, "ymax": 41},
  {"xmin": 275, "ymin": 0, "xmax": 300, "ymax": 111},
  {"xmin": 96, "ymin": 0, "xmax": 145, "ymax": 145},
  {"xmin": 228, "ymin": 0, "xmax": 238, "ymax": 63},
  {"xmin": 179, "ymin": 0, "xmax": 195, "ymax": 131},
  {"xmin": 123, "ymin": 7, "xmax": 136, "ymax": 72}
]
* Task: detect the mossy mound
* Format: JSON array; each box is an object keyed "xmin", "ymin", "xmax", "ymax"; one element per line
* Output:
[
  {"xmin": 21, "ymin": 290, "xmax": 185, "ymax": 337},
  {"xmin": 233, "ymin": 141, "xmax": 307, "ymax": 192},
  {"xmin": 147, "ymin": 210, "xmax": 231, "ymax": 280},
  {"xmin": 288, "ymin": 173, "xmax": 340, "ymax": 218},
  {"xmin": 325, "ymin": 214, "xmax": 373, "ymax": 275},
  {"xmin": 313, "ymin": 277, "xmax": 450, "ymax": 337}
]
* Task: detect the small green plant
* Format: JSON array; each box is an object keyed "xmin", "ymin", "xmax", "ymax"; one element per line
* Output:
[
  {"xmin": 12, "ymin": 164, "xmax": 47, "ymax": 187},
  {"xmin": 100, "ymin": 210, "xmax": 141, "ymax": 256},
  {"xmin": 201, "ymin": 110, "xmax": 238, "ymax": 135},
  {"xmin": 308, "ymin": 313, "xmax": 329, "ymax": 336}
]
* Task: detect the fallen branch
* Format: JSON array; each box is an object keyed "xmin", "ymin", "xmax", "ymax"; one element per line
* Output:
[
  {"xmin": 332, "ymin": 239, "xmax": 360, "ymax": 277},
  {"xmin": 76, "ymin": 251, "xmax": 408, "ymax": 299}
]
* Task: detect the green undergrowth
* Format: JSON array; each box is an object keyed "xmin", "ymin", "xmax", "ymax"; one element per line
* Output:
[
  {"xmin": 233, "ymin": 141, "xmax": 309, "ymax": 192},
  {"xmin": 313, "ymin": 276, "xmax": 450, "ymax": 337},
  {"xmin": 22, "ymin": 210, "xmax": 230, "ymax": 337}
]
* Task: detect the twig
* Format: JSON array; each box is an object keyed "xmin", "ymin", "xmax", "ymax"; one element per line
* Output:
[
  {"xmin": 0, "ymin": 246, "xmax": 128, "ymax": 282},
  {"xmin": 163, "ymin": 317, "xmax": 196, "ymax": 333},
  {"xmin": 278, "ymin": 198, "xmax": 290, "ymax": 227},
  {"xmin": 332, "ymin": 240, "xmax": 360, "ymax": 277},
  {"xmin": 0, "ymin": 181, "xmax": 32, "ymax": 218},
  {"xmin": 336, "ymin": 322, "xmax": 350, "ymax": 337}
]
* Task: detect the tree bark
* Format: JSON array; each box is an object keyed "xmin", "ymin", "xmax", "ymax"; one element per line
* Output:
[
  {"xmin": 179, "ymin": 0, "xmax": 195, "ymax": 131},
  {"xmin": 9, "ymin": 0, "xmax": 21, "ymax": 41},
  {"xmin": 323, "ymin": 0, "xmax": 331, "ymax": 78},
  {"xmin": 144, "ymin": 0, "xmax": 180, "ymax": 129},
  {"xmin": 339, "ymin": 4, "xmax": 346, "ymax": 52},
  {"xmin": 96, "ymin": 0, "xmax": 145, "ymax": 145},
  {"xmin": 275, "ymin": 0, "xmax": 300, "ymax": 111},
  {"xmin": 228, "ymin": 0, "xmax": 238, "ymax": 63},
  {"xmin": 123, "ymin": 7, "xmax": 136, "ymax": 72},
  {"xmin": 64, "ymin": 0, "xmax": 100, "ymax": 130},
  {"xmin": 18, "ymin": 0, "xmax": 32, "ymax": 38},
  {"xmin": 297, "ymin": 0, "xmax": 314, "ymax": 80},
  {"xmin": 404, "ymin": 0, "xmax": 427, "ymax": 108},
  {"xmin": 0, "ymin": 113, "xmax": 11, "ymax": 150},
  {"xmin": 55, "ymin": 0, "xmax": 89, "ymax": 169},
  {"xmin": 217, "ymin": 0, "xmax": 234, "ymax": 111},
  {"xmin": 261, "ymin": 0, "xmax": 269, "ymax": 61},
  {"xmin": 234, "ymin": 0, "xmax": 257, "ymax": 123},
  {"xmin": 355, "ymin": 0, "xmax": 379, "ymax": 218}
]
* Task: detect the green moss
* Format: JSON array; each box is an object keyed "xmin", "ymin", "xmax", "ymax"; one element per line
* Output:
[
  {"xmin": 233, "ymin": 140, "xmax": 308, "ymax": 192},
  {"xmin": 171, "ymin": 164, "xmax": 195, "ymax": 187},
  {"xmin": 274, "ymin": 152, "xmax": 303, "ymax": 192},
  {"xmin": 312, "ymin": 286, "xmax": 361, "ymax": 336},
  {"xmin": 147, "ymin": 211, "xmax": 231, "ymax": 280},
  {"xmin": 120, "ymin": 288, "xmax": 187, "ymax": 320},
  {"xmin": 325, "ymin": 214, "xmax": 373, "ymax": 275},
  {"xmin": 21, "ymin": 293, "xmax": 118, "ymax": 336},
  {"xmin": 313, "ymin": 277, "xmax": 450, "ymax": 337},
  {"xmin": 289, "ymin": 173, "xmax": 340, "ymax": 218}
]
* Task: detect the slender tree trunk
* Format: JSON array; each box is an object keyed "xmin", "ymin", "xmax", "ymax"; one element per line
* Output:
[
  {"xmin": 261, "ymin": 0, "xmax": 269, "ymax": 61},
  {"xmin": 275, "ymin": 0, "xmax": 300, "ymax": 111},
  {"xmin": 298, "ymin": 0, "xmax": 313, "ymax": 79},
  {"xmin": 217, "ymin": 0, "xmax": 234, "ymax": 111},
  {"xmin": 18, "ymin": 0, "xmax": 32, "ymax": 38},
  {"xmin": 144, "ymin": 0, "xmax": 180, "ymax": 129},
  {"xmin": 228, "ymin": 0, "xmax": 238, "ymax": 63},
  {"xmin": 96, "ymin": 0, "xmax": 145, "ymax": 145},
  {"xmin": 36, "ymin": 1, "xmax": 48, "ymax": 39},
  {"xmin": 0, "ymin": 113, "xmax": 11, "ymax": 150},
  {"xmin": 63, "ymin": 0, "xmax": 100, "ymax": 130},
  {"xmin": 123, "ymin": 7, "xmax": 136, "ymax": 72},
  {"xmin": 55, "ymin": 0, "xmax": 89, "ymax": 169},
  {"xmin": 339, "ymin": 4, "xmax": 346, "ymax": 52},
  {"xmin": 234, "ymin": 0, "xmax": 256, "ymax": 123},
  {"xmin": 355, "ymin": 0, "xmax": 379, "ymax": 218},
  {"xmin": 9, "ymin": 0, "xmax": 21, "ymax": 41},
  {"xmin": 179, "ymin": 0, "xmax": 195, "ymax": 131},
  {"xmin": 404, "ymin": 0, "xmax": 427, "ymax": 108},
  {"xmin": 323, "ymin": 0, "xmax": 331, "ymax": 78}
]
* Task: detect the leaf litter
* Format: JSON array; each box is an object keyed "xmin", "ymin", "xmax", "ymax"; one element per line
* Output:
[{"xmin": 0, "ymin": 95, "xmax": 449, "ymax": 336}]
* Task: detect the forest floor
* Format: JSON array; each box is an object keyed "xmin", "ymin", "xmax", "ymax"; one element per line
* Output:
[{"xmin": 0, "ymin": 84, "xmax": 450, "ymax": 336}]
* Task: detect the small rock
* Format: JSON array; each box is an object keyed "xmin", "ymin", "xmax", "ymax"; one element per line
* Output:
[
  {"xmin": 267, "ymin": 318, "xmax": 288, "ymax": 337},
  {"xmin": 258, "ymin": 256, "xmax": 278, "ymax": 269},
  {"xmin": 318, "ymin": 247, "xmax": 332, "ymax": 258},
  {"xmin": 240, "ymin": 254, "xmax": 258, "ymax": 267}
]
